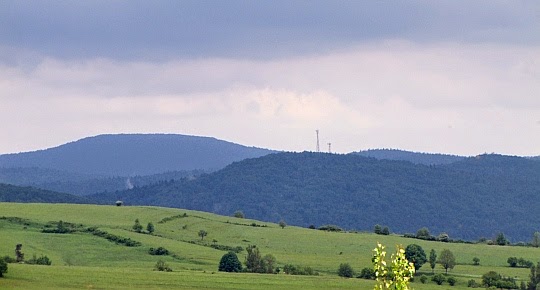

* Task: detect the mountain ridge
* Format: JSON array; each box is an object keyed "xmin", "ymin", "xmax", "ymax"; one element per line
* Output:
[{"xmin": 0, "ymin": 134, "xmax": 275, "ymax": 176}]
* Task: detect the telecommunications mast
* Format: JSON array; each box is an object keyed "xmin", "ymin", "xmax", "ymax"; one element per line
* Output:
[
  {"xmin": 315, "ymin": 130, "xmax": 320, "ymax": 152},
  {"xmin": 328, "ymin": 142, "xmax": 332, "ymax": 153}
]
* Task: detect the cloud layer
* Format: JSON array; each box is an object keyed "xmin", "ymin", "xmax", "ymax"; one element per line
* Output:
[{"xmin": 0, "ymin": 2, "xmax": 539, "ymax": 155}]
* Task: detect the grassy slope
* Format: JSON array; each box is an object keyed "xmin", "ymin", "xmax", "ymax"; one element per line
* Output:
[{"xmin": 0, "ymin": 203, "xmax": 538, "ymax": 289}]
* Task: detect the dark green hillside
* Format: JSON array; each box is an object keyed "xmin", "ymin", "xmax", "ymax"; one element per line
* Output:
[
  {"xmin": 353, "ymin": 149, "xmax": 465, "ymax": 165},
  {"xmin": 0, "ymin": 167, "xmax": 205, "ymax": 196},
  {"xmin": 89, "ymin": 152, "xmax": 540, "ymax": 241},
  {"xmin": 0, "ymin": 134, "xmax": 274, "ymax": 176},
  {"xmin": 0, "ymin": 183, "xmax": 90, "ymax": 203}
]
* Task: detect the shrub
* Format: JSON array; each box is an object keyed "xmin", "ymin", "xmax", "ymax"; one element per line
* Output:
[
  {"xmin": 357, "ymin": 267, "xmax": 375, "ymax": 279},
  {"xmin": 2, "ymin": 256, "xmax": 16, "ymax": 263},
  {"xmin": 233, "ymin": 211, "xmax": 244, "ymax": 218},
  {"xmin": 432, "ymin": 273, "xmax": 446, "ymax": 285},
  {"xmin": 419, "ymin": 275, "xmax": 427, "ymax": 284},
  {"xmin": 337, "ymin": 263, "xmax": 354, "ymax": 278},
  {"xmin": 319, "ymin": 225, "xmax": 343, "ymax": 232},
  {"xmin": 467, "ymin": 279, "xmax": 479, "ymax": 288},
  {"xmin": 282, "ymin": 264, "xmax": 319, "ymax": 276},
  {"xmin": 26, "ymin": 254, "xmax": 52, "ymax": 265},
  {"xmin": 447, "ymin": 276, "xmax": 457, "ymax": 286},
  {"xmin": 115, "ymin": 200, "xmax": 123, "ymax": 206},
  {"xmin": 218, "ymin": 252, "xmax": 242, "ymax": 272},
  {"xmin": 381, "ymin": 226, "xmax": 390, "ymax": 235},
  {"xmin": 148, "ymin": 247, "xmax": 169, "ymax": 256},
  {"xmin": 472, "ymin": 257, "xmax": 480, "ymax": 266},
  {"xmin": 154, "ymin": 260, "xmax": 172, "ymax": 272},
  {"xmin": 0, "ymin": 258, "xmax": 7, "ymax": 277}
]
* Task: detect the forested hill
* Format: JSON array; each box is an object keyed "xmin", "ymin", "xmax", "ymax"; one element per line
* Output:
[
  {"xmin": 352, "ymin": 149, "xmax": 465, "ymax": 165},
  {"xmin": 89, "ymin": 152, "xmax": 540, "ymax": 242},
  {"xmin": 0, "ymin": 183, "xmax": 90, "ymax": 204},
  {"xmin": 0, "ymin": 134, "xmax": 274, "ymax": 176},
  {"xmin": 0, "ymin": 167, "xmax": 205, "ymax": 196}
]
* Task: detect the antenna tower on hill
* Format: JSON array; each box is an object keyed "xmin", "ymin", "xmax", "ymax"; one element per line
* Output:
[
  {"xmin": 315, "ymin": 130, "xmax": 320, "ymax": 153},
  {"xmin": 328, "ymin": 142, "xmax": 332, "ymax": 153}
]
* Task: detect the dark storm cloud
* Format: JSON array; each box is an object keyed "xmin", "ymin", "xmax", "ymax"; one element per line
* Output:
[{"xmin": 1, "ymin": 1, "xmax": 538, "ymax": 61}]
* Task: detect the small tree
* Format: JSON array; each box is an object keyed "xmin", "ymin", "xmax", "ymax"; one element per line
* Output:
[
  {"xmin": 218, "ymin": 251, "xmax": 242, "ymax": 272},
  {"xmin": 429, "ymin": 249, "xmax": 437, "ymax": 273},
  {"xmin": 233, "ymin": 211, "xmax": 244, "ymax": 218},
  {"xmin": 15, "ymin": 244, "xmax": 24, "ymax": 262},
  {"xmin": 198, "ymin": 229, "xmax": 208, "ymax": 240},
  {"xmin": 473, "ymin": 257, "xmax": 480, "ymax": 266},
  {"xmin": 146, "ymin": 222, "xmax": 155, "ymax": 234},
  {"xmin": 0, "ymin": 258, "xmax": 7, "ymax": 278},
  {"xmin": 372, "ymin": 243, "xmax": 415, "ymax": 290},
  {"xmin": 508, "ymin": 257, "xmax": 518, "ymax": 267},
  {"xmin": 245, "ymin": 245, "xmax": 263, "ymax": 273},
  {"xmin": 262, "ymin": 254, "xmax": 276, "ymax": 273},
  {"xmin": 132, "ymin": 219, "xmax": 143, "ymax": 233},
  {"xmin": 338, "ymin": 263, "xmax": 354, "ymax": 278},
  {"xmin": 527, "ymin": 262, "xmax": 540, "ymax": 290},
  {"xmin": 496, "ymin": 232, "xmax": 509, "ymax": 246},
  {"xmin": 115, "ymin": 200, "xmax": 123, "ymax": 206},
  {"xmin": 381, "ymin": 227, "xmax": 390, "ymax": 235},
  {"xmin": 404, "ymin": 244, "xmax": 427, "ymax": 271},
  {"xmin": 532, "ymin": 232, "xmax": 540, "ymax": 248},
  {"xmin": 416, "ymin": 227, "xmax": 430, "ymax": 239},
  {"xmin": 279, "ymin": 220, "xmax": 286, "ymax": 229},
  {"xmin": 438, "ymin": 249, "xmax": 456, "ymax": 274},
  {"xmin": 374, "ymin": 224, "xmax": 382, "ymax": 234}
]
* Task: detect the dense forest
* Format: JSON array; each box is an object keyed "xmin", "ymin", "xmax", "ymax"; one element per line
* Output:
[
  {"xmin": 89, "ymin": 152, "xmax": 540, "ymax": 241},
  {"xmin": 0, "ymin": 134, "xmax": 274, "ymax": 175},
  {"xmin": 353, "ymin": 149, "xmax": 465, "ymax": 165},
  {"xmin": 0, "ymin": 183, "xmax": 90, "ymax": 204},
  {"xmin": 0, "ymin": 167, "xmax": 206, "ymax": 196}
]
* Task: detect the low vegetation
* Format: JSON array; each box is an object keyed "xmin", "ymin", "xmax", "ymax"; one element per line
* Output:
[{"xmin": 1, "ymin": 202, "xmax": 540, "ymax": 289}]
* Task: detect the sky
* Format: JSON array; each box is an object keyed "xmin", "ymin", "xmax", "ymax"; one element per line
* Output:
[{"xmin": 1, "ymin": 1, "xmax": 539, "ymax": 156}]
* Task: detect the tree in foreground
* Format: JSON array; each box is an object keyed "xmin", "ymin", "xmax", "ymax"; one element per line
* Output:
[
  {"xmin": 132, "ymin": 219, "xmax": 143, "ymax": 233},
  {"xmin": 438, "ymin": 249, "xmax": 456, "ymax": 274},
  {"xmin": 338, "ymin": 263, "xmax": 354, "ymax": 278},
  {"xmin": 198, "ymin": 229, "xmax": 208, "ymax": 240},
  {"xmin": 0, "ymin": 258, "xmax": 7, "ymax": 278},
  {"xmin": 404, "ymin": 244, "xmax": 427, "ymax": 271},
  {"xmin": 429, "ymin": 249, "xmax": 437, "ymax": 273},
  {"xmin": 372, "ymin": 243, "xmax": 415, "ymax": 290},
  {"xmin": 218, "ymin": 251, "xmax": 242, "ymax": 272}
]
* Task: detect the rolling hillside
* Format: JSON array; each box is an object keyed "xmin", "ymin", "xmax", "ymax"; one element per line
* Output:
[
  {"xmin": 1, "ymin": 203, "xmax": 538, "ymax": 289},
  {"xmin": 90, "ymin": 152, "xmax": 540, "ymax": 242},
  {"xmin": 0, "ymin": 134, "xmax": 275, "ymax": 176}
]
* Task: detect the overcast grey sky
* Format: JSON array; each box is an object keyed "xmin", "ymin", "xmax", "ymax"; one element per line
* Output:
[{"xmin": 1, "ymin": 1, "xmax": 539, "ymax": 155}]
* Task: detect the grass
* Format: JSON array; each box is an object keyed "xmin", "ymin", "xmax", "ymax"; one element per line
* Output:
[{"xmin": 1, "ymin": 202, "xmax": 539, "ymax": 289}]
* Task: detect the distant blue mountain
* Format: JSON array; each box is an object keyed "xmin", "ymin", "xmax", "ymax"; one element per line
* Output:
[
  {"xmin": 0, "ymin": 134, "xmax": 275, "ymax": 176},
  {"xmin": 352, "ymin": 149, "xmax": 465, "ymax": 165}
]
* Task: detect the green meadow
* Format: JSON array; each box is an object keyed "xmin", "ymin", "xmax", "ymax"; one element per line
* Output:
[{"xmin": 0, "ymin": 202, "xmax": 538, "ymax": 289}]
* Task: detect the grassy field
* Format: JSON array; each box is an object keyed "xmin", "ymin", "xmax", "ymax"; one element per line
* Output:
[{"xmin": 0, "ymin": 202, "xmax": 538, "ymax": 289}]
